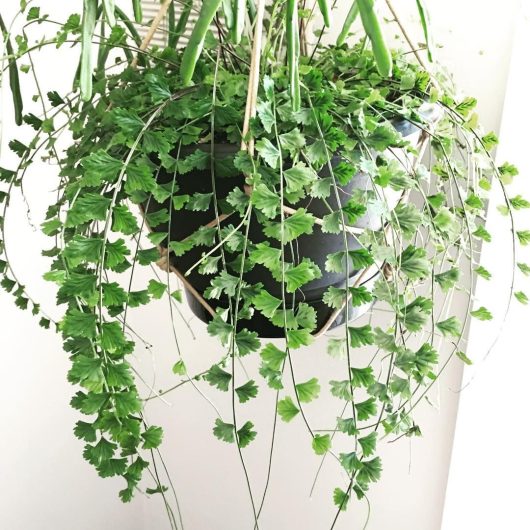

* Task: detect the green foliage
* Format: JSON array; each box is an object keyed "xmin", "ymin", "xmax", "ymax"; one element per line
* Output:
[
  {"xmin": 0, "ymin": 8, "xmax": 523, "ymax": 519},
  {"xmin": 278, "ymin": 397, "xmax": 300, "ymax": 422}
]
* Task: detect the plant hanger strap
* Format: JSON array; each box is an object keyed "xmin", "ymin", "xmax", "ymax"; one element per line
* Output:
[
  {"xmin": 241, "ymin": 0, "xmax": 267, "ymax": 157},
  {"xmin": 131, "ymin": 0, "xmax": 173, "ymax": 68}
]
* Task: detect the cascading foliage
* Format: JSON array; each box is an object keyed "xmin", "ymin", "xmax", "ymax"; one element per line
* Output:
[{"xmin": 1, "ymin": 1, "xmax": 529, "ymax": 528}]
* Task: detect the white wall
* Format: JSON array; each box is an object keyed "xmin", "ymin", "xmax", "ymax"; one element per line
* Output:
[
  {"xmin": 0, "ymin": 2, "xmax": 521, "ymax": 529},
  {"xmin": 443, "ymin": 4, "xmax": 530, "ymax": 529}
]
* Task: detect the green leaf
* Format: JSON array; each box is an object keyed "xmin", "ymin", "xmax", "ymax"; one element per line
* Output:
[
  {"xmin": 113, "ymin": 390, "xmax": 141, "ymax": 417},
  {"xmin": 295, "ymin": 378, "xmax": 320, "ymax": 403},
  {"xmin": 517, "ymin": 263, "xmax": 530, "ymax": 276},
  {"xmin": 251, "ymin": 183, "xmax": 280, "ymax": 219},
  {"xmin": 336, "ymin": 417, "xmax": 357, "ymax": 436},
  {"xmin": 112, "ymin": 108, "xmax": 145, "ymax": 137},
  {"xmin": 279, "ymin": 128, "xmax": 306, "ymax": 156},
  {"xmin": 327, "ymin": 338, "xmax": 347, "ymax": 358},
  {"xmin": 312, "ymin": 434, "xmax": 331, "ymax": 455},
  {"xmin": 125, "ymin": 161, "xmax": 156, "ymax": 193},
  {"xmin": 310, "ymin": 177, "xmax": 332, "ymax": 199},
  {"xmin": 105, "ymin": 239, "xmax": 130, "ymax": 270},
  {"xmin": 263, "ymin": 209, "xmax": 315, "ymax": 243},
  {"xmin": 327, "ymin": 249, "xmax": 374, "ymax": 273},
  {"xmin": 330, "ymin": 380, "xmax": 352, "ymax": 400},
  {"xmin": 510, "ymin": 195, "xmax": 530, "ymax": 210},
  {"xmin": 277, "ymin": 396, "xmax": 299, "ymax": 422},
  {"xmin": 517, "ymin": 231, "xmax": 530, "ymax": 246},
  {"xmin": 481, "ymin": 131, "xmax": 499, "ymax": 151},
  {"xmin": 172, "ymin": 194, "xmax": 190, "ymax": 210},
  {"xmin": 323, "ymin": 286, "xmax": 345, "ymax": 309},
  {"xmin": 342, "ymin": 201, "xmax": 367, "ymax": 225},
  {"xmin": 256, "ymin": 138, "xmax": 280, "ymax": 169},
  {"xmin": 205, "ymin": 271, "xmax": 239, "ymax": 299},
  {"xmin": 250, "ymin": 242, "xmax": 282, "ymax": 270},
  {"xmin": 470, "ymin": 306, "xmax": 493, "ymax": 321},
  {"xmin": 473, "ymin": 225, "xmax": 492, "ymax": 243},
  {"xmin": 74, "ymin": 421, "xmax": 97, "ymax": 442},
  {"xmin": 284, "ymin": 260, "xmax": 321, "ymax": 292},
  {"xmin": 355, "ymin": 398, "xmax": 377, "ymax": 420},
  {"xmin": 142, "ymin": 426, "xmax": 163, "ymax": 449},
  {"xmin": 350, "ymin": 366, "xmax": 375, "ymax": 388},
  {"xmin": 358, "ymin": 432, "xmax": 377, "ymax": 457},
  {"xmin": 63, "ymin": 236, "xmax": 103, "ymax": 267},
  {"xmin": 88, "ymin": 437, "xmax": 116, "ymax": 464},
  {"xmin": 66, "ymin": 193, "xmax": 111, "ymax": 227},
  {"xmin": 456, "ymin": 350, "xmax": 473, "ymax": 365},
  {"xmin": 236, "ymin": 380, "xmax": 259, "ymax": 403},
  {"xmin": 207, "ymin": 317, "xmax": 233, "ymax": 345},
  {"xmin": 61, "ymin": 310, "xmax": 97, "ymax": 338},
  {"xmin": 436, "ymin": 316, "xmax": 462, "ymax": 337},
  {"xmin": 356, "ymin": 457, "xmax": 382, "ymax": 484},
  {"xmin": 253, "ymin": 290, "xmax": 282, "ymax": 318},
  {"xmin": 204, "ymin": 365, "xmax": 232, "ymax": 391},
  {"xmin": 475, "ymin": 265, "xmax": 492, "ymax": 280},
  {"xmin": 102, "ymin": 283, "xmax": 127, "ymax": 307},
  {"xmin": 97, "ymin": 458, "xmax": 128, "ymax": 478},
  {"xmin": 186, "ymin": 192, "xmax": 213, "ymax": 212},
  {"xmin": 348, "ymin": 325, "xmax": 374, "ymax": 348},
  {"xmin": 213, "ymin": 418, "xmax": 235, "ymax": 443},
  {"xmin": 172, "ymin": 360, "xmax": 186, "ymax": 375},
  {"xmin": 455, "ymin": 97, "xmax": 477, "ymax": 117},
  {"xmin": 333, "ymin": 488, "xmax": 350, "ymax": 511},
  {"xmin": 400, "ymin": 246, "xmax": 430, "ymax": 280},
  {"xmin": 284, "ymin": 163, "xmax": 317, "ymax": 193},
  {"xmin": 237, "ymin": 421, "xmax": 257, "ymax": 448},
  {"xmin": 256, "ymin": 100, "xmax": 275, "ymax": 133},
  {"xmin": 236, "ymin": 329, "xmax": 261, "ymax": 356},
  {"xmin": 286, "ymin": 328, "xmax": 313, "ymax": 349},
  {"xmin": 498, "ymin": 162, "xmax": 518, "ymax": 185},
  {"xmin": 106, "ymin": 362, "xmax": 134, "ymax": 387},
  {"xmin": 147, "ymin": 279, "xmax": 166, "ymax": 300},
  {"xmin": 260, "ymin": 343, "xmax": 287, "ymax": 371},
  {"xmin": 515, "ymin": 291, "xmax": 529, "ymax": 305},
  {"xmin": 390, "ymin": 375, "xmax": 411, "ymax": 398},
  {"xmin": 465, "ymin": 194, "xmax": 484, "ymax": 210},
  {"xmin": 392, "ymin": 203, "xmax": 423, "ymax": 238},
  {"xmin": 100, "ymin": 322, "xmax": 128, "ymax": 354},
  {"xmin": 74, "ymin": 392, "xmax": 108, "ymax": 415},
  {"xmin": 68, "ymin": 355, "xmax": 104, "ymax": 392},
  {"xmin": 339, "ymin": 451, "xmax": 358, "ymax": 474},
  {"xmin": 112, "ymin": 205, "xmax": 139, "ymax": 235},
  {"xmin": 349, "ymin": 286, "xmax": 373, "ymax": 307},
  {"xmin": 80, "ymin": 150, "xmax": 123, "ymax": 184},
  {"xmin": 435, "ymin": 268, "xmax": 460, "ymax": 292}
]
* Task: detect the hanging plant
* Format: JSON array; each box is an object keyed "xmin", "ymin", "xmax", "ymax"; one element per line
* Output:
[{"xmin": 0, "ymin": 1, "xmax": 527, "ymax": 528}]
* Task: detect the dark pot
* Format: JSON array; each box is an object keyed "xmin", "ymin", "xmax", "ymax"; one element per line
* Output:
[{"xmin": 146, "ymin": 115, "xmax": 427, "ymax": 338}]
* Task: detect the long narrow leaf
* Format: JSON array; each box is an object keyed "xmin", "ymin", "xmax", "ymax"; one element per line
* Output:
[
  {"xmin": 232, "ymin": 0, "xmax": 246, "ymax": 44},
  {"xmin": 167, "ymin": 0, "xmax": 177, "ymax": 48},
  {"xmin": 0, "ymin": 13, "xmax": 23, "ymax": 125},
  {"xmin": 180, "ymin": 0, "xmax": 223, "ymax": 85},
  {"xmin": 286, "ymin": 0, "xmax": 300, "ymax": 110},
  {"xmin": 80, "ymin": 0, "xmax": 97, "ymax": 102},
  {"xmin": 337, "ymin": 1, "xmax": 359, "ymax": 46},
  {"xmin": 317, "ymin": 0, "xmax": 331, "ymax": 28},
  {"xmin": 103, "ymin": 0, "xmax": 116, "ymax": 26},
  {"xmin": 357, "ymin": 0, "xmax": 392, "ymax": 77},
  {"xmin": 416, "ymin": 0, "xmax": 433, "ymax": 62},
  {"xmin": 173, "ymin": 1, "xmax": 192, "ymax": 49},
  {"xmin": 222, "ymin": 0, "xmax": 234, "ymax": 30},
  {"xmin": 132, "ymin": 0, "xmax": 143, "ymax": 23}
]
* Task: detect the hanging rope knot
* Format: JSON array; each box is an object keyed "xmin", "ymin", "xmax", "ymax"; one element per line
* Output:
[{"xmin": 156, "ymin": 247, "xmax": 171, "ymax": 272}]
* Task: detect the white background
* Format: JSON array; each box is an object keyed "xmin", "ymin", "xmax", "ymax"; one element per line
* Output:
[{"xmin": 0, "ymin": 1, "xmax": 527, "ymax": 529}]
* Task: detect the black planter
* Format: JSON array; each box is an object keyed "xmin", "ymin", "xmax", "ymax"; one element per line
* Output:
[{"xmin": 146, "ymin": 116, "xmax": 425, "ymax": 338}]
